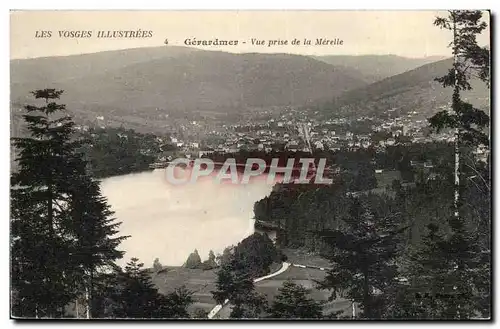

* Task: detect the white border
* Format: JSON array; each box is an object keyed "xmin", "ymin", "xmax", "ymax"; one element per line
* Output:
[
  {"xmin": 2, "ymin": 1, "xmax": 497, "ymax": 329},
  {"xmin": 2, "ymin": 1, "xmax": 499, "ymax": 10}
]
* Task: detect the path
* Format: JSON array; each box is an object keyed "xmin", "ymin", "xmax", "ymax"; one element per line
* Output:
[
  {"xmin": 207, "ymin": 262, "xmax": 290, "ymax": 319},
  {"xmin": 207, "ymin": 261, "xmax": 357, "ymax": 319}
]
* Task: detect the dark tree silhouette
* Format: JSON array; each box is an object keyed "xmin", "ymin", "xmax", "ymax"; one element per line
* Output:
[
  {"xmin": 11, "ymin": 89, "xmax": 128, "ymax": 318},
  {"xmin": 268, "ymin": 280, "xmax": 323, "ymax": 319}
]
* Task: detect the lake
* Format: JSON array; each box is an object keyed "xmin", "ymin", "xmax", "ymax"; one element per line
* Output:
[{"xmin": 100, "ymin": 169, "xmax": 274, "ymax": 267}]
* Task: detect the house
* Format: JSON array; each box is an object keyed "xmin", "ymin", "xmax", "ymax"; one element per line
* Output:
[
  {"xmin": 285, "ymin": 141, "xmax": 299, "ymax": 152},
  {"xmin": 314, "ymin": 141, "xmax": 324, "ymax": 150},
  {"xmin": 424, "ymin": 161, "xmax": 434, "ymax": 168},
  {"xmin": 386, "ymin": 138, "xmax": 396, "ymax": 146}
]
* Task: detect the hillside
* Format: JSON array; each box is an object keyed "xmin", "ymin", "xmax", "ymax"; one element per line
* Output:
[
  {"xmin": 11, "ymin": 46, "xmax": 368, "ymax": 120},
  {"xmin": 314, "ymin": 54, "xmax": 447, "ymax": 83},
  {"xmin": 322, "ymin": 58, "xmax": 490, "ymax": 118}
]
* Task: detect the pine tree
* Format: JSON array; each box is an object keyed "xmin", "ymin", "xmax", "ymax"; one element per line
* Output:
[
  {"xmin": 393, "ymin": 223, "xmax": 482, "ymax": 319},
  {"xmin": 109, "ymin": 258, "xmax": 193, "ymax": 318},
  {"xmin": 212, "ymin": 255, "xmax": 267, "ymax": 318},
  {"xmin": 268, "ymin": 280, "xmax": 323, "ymax": 319},
  {"xmin": 193, "ymin": 308, "xmax": 208, "ymax": 319},
  {"xmin": 153, "ymin": 258, "xmax": 163, "ymax": 272},
  {"xmin": 232, "ymin": 232, "xmax": 279, "ymax": 277},
  {"xmin": 11, "ymin": 89, "xmax": 82, "ymax": 317},
  {"xmin": 184, "ymin": 249, "xmax": 202, "ymax": 269},
  {"xmin": 421, "ymin": 10, "xmax": 491, "ymax": 319},
  {"xmin": 429, "ymin": 10, "xmax": 490, "ymax": 221},
  {"xmin": 158, "ymin": 286, "xmax": 194, "ymax": 319},
  {"xmin": 316, "ymin": 197, "xmax": 406, "ymax": 319},
  {"xmin": 200, "ymin": 250, "xmax": 218, "ymax": 270},
  {"xmin": 11, "ymin": 89, "xmax": 128, "ymax": 318},
  {"xmin": 65, "ymin": 173, "xmax": 129, "ymax": 318},
  {"xmin": 208, "ymin": 250, "xmax": 217, "ymax": 266},
  {"xmin": 110, "ymin": 258, "xmax": 160, "ymax": 318},
  {"xmin": 216, "ymin": 246, "xmax": 233, "ymax": 266}
]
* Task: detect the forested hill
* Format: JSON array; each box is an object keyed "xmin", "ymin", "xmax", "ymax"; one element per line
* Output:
[
  {"xmin": 78, "ymin": 127, "xmax": 162, "ymax": 179},
  {"xmin": 313, "ymin": 54, "xmax": 446, "ymax": 83},
  {"xmin": 11, "ymin": 46, "xmax": 368, "ymax": 118},
  {"xmin": 319, "ymin": 58, "xmax": 490, "ymax": 118}
]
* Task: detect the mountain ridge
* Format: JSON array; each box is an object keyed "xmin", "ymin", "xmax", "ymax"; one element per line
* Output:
[
  {"xmin": 314, "ymin": 54, "xmax": 448, "ymax": 83},
  {"xmin": 10, "ymin": 46, "xmax": 369, "ymax": 116},
  {"xmin": 320, "ymin": 58, "xmax": 490, "ymax": 118}
]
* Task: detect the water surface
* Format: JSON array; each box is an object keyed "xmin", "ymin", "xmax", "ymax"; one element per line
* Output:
[{"xmin": 100, "ymin": 169, "xmax": 273, "ymax": 267}]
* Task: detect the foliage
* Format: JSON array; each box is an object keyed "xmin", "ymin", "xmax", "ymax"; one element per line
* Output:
[
  {"xmin": 216, "ymin": 247, "xmax": 234, "ymax": 267},
  {"xmin": 184, "ymin": 249, "xmax": 202, "ymax": 269},
  {"xmin": 199, "ymin": 250, "xmax": 218, "ymax": 270},
  {"xmin": 390, "ymin": 221, "xmax": 485, "ymax": 319},
  {"xmin": 10, "ymin": 90, "xmax": 196, "ymax": 319},
  {"xmin": 316, "ymin": 198, "xmax": 406, "ymax": 319},
  {"xmin": 11, "ymin": 89, "xmax": 128, "ymax": 318},
  {"xmin": 267, "ymin": 280, "xmax": 323, "ymax": 319},
  {"xmin": 207, "ymin": 250, "xmax": 217, "ymax": 266},
  {"xmin": 212, "ymin": 256, "xmax": 267, "ymax": 319},
  {"xmin": 79, "ymin": 126, "xmax": 161, "ymax": 179},
  {"xmin": 399, "ymin": 10, "xmax": 492, "ymax": 320},
  {"xmin": 211, "ymin": 233, "xmax": 279, "ymax": 318},
  {"xmin": 193, "ymin": 308, "xmax": 208, "ymax": 319},
  {"xmin": 232, "ymin": 233, "xmax": 280, "ymax": 277},
  {"xmin": 104, "ymin": 258, "xmax": 193, "ymax": 318},
  {"xmin": 153, "ymin": 258, "xmax": 163, "ymax": 272}
]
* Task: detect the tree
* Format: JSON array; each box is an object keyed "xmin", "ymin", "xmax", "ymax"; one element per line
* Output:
[
  {"xmin": 391, "ymin": 179, "xmax": 402, "ymax": 192},
  {"xmin": 208, "ymin": 250, "xmax": 216, "ymax": 265},
  {"xmin": 391, "ymin": 223, "xmax": 483, "ymax": 319},
  {"xmin": 216, "ymin": 247, "xmax": 233, "ymax": 267},
  {"xmin": 184, "ymin": 249, "xmax": 202, "ymax": 269},
  {"xmin": 351, "ymin": 162, "xmax": 377, "ymax": 191},
  {"xmin": 11, "ymin": 89, "xmax": 128, "ymax": 318},
  {"xmin": 193, "ymin": 308, "xmax": 208, "ymax": 319},
  {"xmin": 158, "ymin": 286, "xmax": 194, "ymax": 319},
  {"xmin": 316, "ymin": 197, "xmax": 406, "ymax": 319},
  {"xmin": 153, "ymin": 258, "xmax": 163, "ymax": 272},
  {"xmin": 421, "ymin": 10, "xmax": 491, "ymax": 319},
  {"xmin": 268, "ymin": 280, "xmax": 323, "ymax": 319},
  {"xmin": 429, "ymin": 10, "xmax": 490, "ymax": 222},
  {"xmin": 232, "ymin": 233, "xmax": 280, "ymax": 277},
  {"xmin": 200, "ymin": 250, "xmax": 218, "ymax": 270},
  {"xmin": 66, "ymin": 173, "xmax": 128, "ymax": 318},
  {"xmin": 111, "ymin": 258, "xmax": 161, "ymax": 318},
  {"xmin": 80, "ymin": 126, "xmax": 161, "ymax": 179},
  {"xmin": 109, "ymin": 258, "xmax": 193, "ymax": 318},
  {"xmin": 396, "ymin": 153, "xmax": 415, "ymax": 183},
  {"xmin": 212, "ymin": 254, "xmax": 267, "ymax": 318},
  {"xmin": 11, "ymin": 89, "xmax": 79, "ymax": 317}
]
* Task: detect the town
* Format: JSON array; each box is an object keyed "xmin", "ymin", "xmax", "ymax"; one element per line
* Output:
[{"xmin": 77, "ymin": 102, "xmax": 487, "ymax": 164}]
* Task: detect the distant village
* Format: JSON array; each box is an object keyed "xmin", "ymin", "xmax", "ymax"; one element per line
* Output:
[{"xmin": 70, "ymin": 102, "xmax": 489, "ymax": 165}]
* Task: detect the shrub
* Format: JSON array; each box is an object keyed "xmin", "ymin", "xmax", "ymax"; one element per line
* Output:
[
  {"xmin": 184, "ymin": 249, "xmax": 202, "ymax": 269},
  {"xmin": 153, "ymin": 258, "xmax": 163, "ymax": 272}
]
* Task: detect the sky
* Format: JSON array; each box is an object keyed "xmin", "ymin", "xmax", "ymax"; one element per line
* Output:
[{"xmin": 10, "ymin": 10, "xmax": 490, "ymax": 59}]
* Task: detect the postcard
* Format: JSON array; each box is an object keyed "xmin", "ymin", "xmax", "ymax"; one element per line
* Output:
[{"xmin": 9, "ymin": 10, "xmax": 491, "ymax": 320}]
